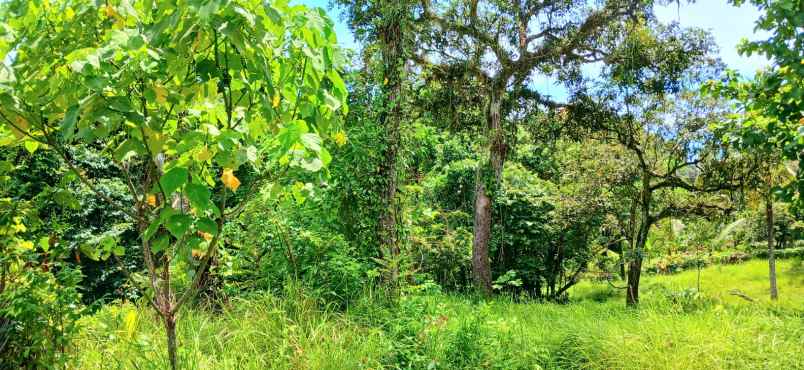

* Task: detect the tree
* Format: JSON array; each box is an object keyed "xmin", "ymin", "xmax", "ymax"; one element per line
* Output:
[
  {"xmin": 334, "ymin": 0, "xmax": 418, "ymax": 286},
  {"xmin": 706, "ymin": 0, "xmax": 803, "ymax": 213},
  {"xmin": 0, "ymin": 1, "xmax": 346, "ymax": 368},
  {"xmin": 415, "ymin": 0, "xmax": 660, "ymax": 295},
  {"xmin": 580, "ymin": 21, "xmax": 749, "ymax": 305},
  {"xmin": 703, "ymin": 0, "xmax": 802, "ymax": 301}
]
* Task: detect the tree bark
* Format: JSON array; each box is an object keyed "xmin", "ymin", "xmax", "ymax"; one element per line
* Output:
[
  {"xmin": 626, "ymin": 250, "xmax": 642, "ymax": 306},
  {"xmin": 766, "ymin": 187, "xmax": 778, "ymax": 300},
  {"xmin": 472, "ymin": 89, "xmax": 505, "ymax": 295},
  {"xmin": 627, "ymin": 177, "xmax": 651, "ymax": 306},
  {"xmin": 472, "ymin": 180, "xmax": 493, "ymax": 295},
  {"xmin": 164, "ymin": 312, "xmax": 178, "ymax": 370}
]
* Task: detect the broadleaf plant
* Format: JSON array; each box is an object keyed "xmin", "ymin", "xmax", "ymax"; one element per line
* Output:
[{"xmin": 0, "ymin": 1, "xmax": 347, "ymax": 368}]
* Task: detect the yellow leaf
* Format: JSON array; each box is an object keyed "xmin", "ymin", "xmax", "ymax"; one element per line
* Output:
[
  {"xmin": 65, "ymin": 7, "xmax": 75, "ymax": 21},
  {"xmin": 146, "ymin": 194, "xmax": 157, "ymax": 207},
  {"xmin": 333, "ymin": 131, "xmax": 348, "ymax": 147},
  {"xmin": 12, "ymin": 222, "xmax": 26, "ymax": 233},
  {"xmin": 104, "ymin": 4, "xmax": 118, "ymax": 19},
  {"xmin": 18, "ymin": 240, "xmax": 34, "ymax": 250},
  {"xmin": 272, "ymin": 94, "xmax": 280, "ymax": 108},
  {"xmin": 195, "ymin": 146, "xmax": 213, "ymax": 162},
  {"xmin": 10, "ymin": 115, "xmax": 28, "ymax": 139},
  {"xmin": 123, "ymin": 310, "xmax": 137, "ymax": 340},
  {"xmin": 154, "ymin": 86, "xmax": 168, "ymax": 104},
  {"xmin": 221, "ymin": 168, "xmax": 241, "ymax": 191},
  {"xmin": 199, "ymin": 232, "xmax": 213, "ymax": 241}
]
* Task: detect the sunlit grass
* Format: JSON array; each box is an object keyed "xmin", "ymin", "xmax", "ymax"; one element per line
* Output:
[
  {"xmin": 72, "ymin": 259, "xmax": 804, "ymax": 369},
  {"xmin": 571, "ymin": 258, "xmax": 804, "ymax": 310}
]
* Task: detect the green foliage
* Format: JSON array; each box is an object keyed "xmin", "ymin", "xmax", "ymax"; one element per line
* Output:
[
  {"xmin": 0, "ymin": 146, "xmax": 141, "ymax": 304},
  {"xmin": 0, "ymin": 0, "xmax": 347, "ymax": 271},
  {"xmin": 418, "ymin": 143, "xmax": 606, "ymax": 299},
  {"xmin": 223, "ymin": 185, "xmax": 370, "ymax": 306},
  {"xmin": 705, "ymin": 0, "xmax": 804, "ymax": 212},
  {"xmin": 0, "ymin": 191, "xmax": 83, "ymax": 368},
  {"xmin": 0, "ymin": 1, "xmax": 347, "ymax": 368}
]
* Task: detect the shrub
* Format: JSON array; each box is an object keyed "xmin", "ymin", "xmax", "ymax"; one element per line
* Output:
[
  {"xmin": 0, "ymin": 266, "xmax": 83, "ymax": 369},
  {"xmin": 660, "ymin": 288, "xmax": 715, "ymax": 313},
  {"xmin": 224, "ymin": 194, "xmax": 370, "ymax": 307},
  {"xmin": 0, "ymin": 197, "xmax": 83, "ymax": 368}
]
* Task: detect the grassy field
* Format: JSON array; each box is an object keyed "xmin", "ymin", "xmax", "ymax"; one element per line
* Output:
[{"xmin": 72, "ymin": 259, "xmax": 804, "ymax": 369}]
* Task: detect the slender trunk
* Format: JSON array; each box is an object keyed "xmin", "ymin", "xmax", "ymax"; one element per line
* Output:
[
  {"xmin": 627, "ymin": 178, "xmax": 651, "ymax": 306},
  {"xmin": 472, "ymin": 90, "xmax": 505, "ymax": 295},
  {"xmin": 696, "ymin": 246, "xmax": 702, "ymax": 292},
  {"xmin": 626, "ymin": 254, "xmax": 642, "ymax": 306},
  {"xmin": 766, "ymin": 188, "xmax": 778, "ymax": 300},
  {"xmin": 378, "ymin": 14, "xmax": 403, "ymax": 283},
  {"xmin": 164, "ymin": 313, "xmax": 178, "ymax": 370}
]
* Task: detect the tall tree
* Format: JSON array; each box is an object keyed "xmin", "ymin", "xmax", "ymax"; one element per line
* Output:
[
  {"xmin": 334, "ymin": 1, "xmax": 416, "ymax": 283},
  {"xmin": 704, "ymin": 0, "xmax": 802, "ymax": 300},
  {"xmin": 582, "ymin": 22, "xmax": 749, "ymax": 305},
  {"xmin": 706, "ymin": 0, "xmax": 803, "ymax": 213},
  {"xmin": 415, "ymin": 0, "xmax": 668, "ymax": 294}
]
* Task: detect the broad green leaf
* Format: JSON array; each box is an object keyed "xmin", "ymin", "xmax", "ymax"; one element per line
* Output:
[
  {"xmin": 60, "ymin": 105, "xmax": 80, "ymax": 141},
  {"xmin": 323, "ymin": 90, "xmax": 341, "ymax": 111},
  {"xmin": 196, "ymin": 217, "xmax": 217, "ymax": 235},
  {"xmin": 114, "ymin": 138, "xmax": 146, "ymax": 161},
  {"xmin": 319, "ymin": 147, "xmax": 332, "ymax": 166},
  {"xmin": 23, "ymin": 140, "xmax": 39, "ymax": 153},
  {"xmin": 151, "ymin": 234, "xmax": 169, "ymax": 253},
  {"xmin": 301, "ymin": 133, "xmax": 321, "ymax": 152},
  {"xmin": 186, "ymin": 182, "xmax": 216, "ymax": 214},
  {"xmin": 143, "ymin": 216, "xmax": 161, "ymax": 241},
  {"xmin": 277, "ymin": 120, "xmax": 308, "ymax": 152},
  {"xmin": 38, "ymin": 237, "xmax": 50, "ymax": 252},
  {"xmin": 160, "ymin": 167, "xmax": 188, "ymax": 196},
  {"xmin": 301, "ymin": 158, "xmax": 322, "ymax": 171},
  {"xmin": 165, "ymin": 213, "xmax": 192, "ymax": 238}
]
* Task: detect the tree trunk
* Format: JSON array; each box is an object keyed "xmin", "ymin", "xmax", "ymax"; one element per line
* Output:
[
  {"xmin": 626, "ymin": 254, "xmax": 642, "ymax": 306},
  {"xmin": 472, "ymin": 180, "xmax": 493, "ymax": 295},
  {"xmin": 471, "ymin": 90, "xmax": 505, "ymax": 295},
  {"xmin": 627, "ymin": 178, "xmax": 651, "ymax": 306},
  {"xmin": 766, "ymin": 189, "xmax": 778, "ymax": 300},
  {"xmin": 164, "ymin": 312, "xmax": 178, "ymax": 370},
  {"xmin": 378, "ymin": 12, "xmax": 403, "ymax": 283}
]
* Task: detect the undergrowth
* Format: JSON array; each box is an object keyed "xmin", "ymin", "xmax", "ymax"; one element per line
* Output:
[{"xmin": 72, "ymin": 259, "xmax": 804, "ymax": 369}]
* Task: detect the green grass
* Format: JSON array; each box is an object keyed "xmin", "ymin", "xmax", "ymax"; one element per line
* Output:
[
  {"xmin": 572, "ymin": 258, "xmax": 804, "ymax": 310},
  {"xmin": 72, "ymin": 259, "xmax": 804, "ymax": 369}
]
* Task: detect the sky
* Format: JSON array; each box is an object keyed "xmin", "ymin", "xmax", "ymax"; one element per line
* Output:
[{"xmin": 293, "ymin": 1, "xmax": 770, "ymax": 99}]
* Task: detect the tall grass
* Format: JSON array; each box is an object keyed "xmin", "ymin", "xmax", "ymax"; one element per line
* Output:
[
  {"xmin": 72, "ymin": 260, "xmax": 804, "ymax": 369},
  {"xmin": 72, "ymin": 287, "xmax": 391, "ymax": 369}
]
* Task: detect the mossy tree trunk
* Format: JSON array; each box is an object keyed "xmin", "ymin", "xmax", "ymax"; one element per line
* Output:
[{"xmin": 472, "ymin": 89, "xmax": 505, "ymax": 295}]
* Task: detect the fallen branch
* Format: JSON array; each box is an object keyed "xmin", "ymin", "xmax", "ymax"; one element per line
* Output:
[{"xmin": 728, "ymin": 289, "xmax": 755, "ymax": 302}]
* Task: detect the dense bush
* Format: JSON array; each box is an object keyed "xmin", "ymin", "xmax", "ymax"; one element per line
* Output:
[
  {"xmin": 0, "ymin": 196, "xmax": 83, "ymax": 368},
  {"xmin": 2, "ymin": 147, "xmax": 140, "ymax": 305},
  {"xmin": 223, "ymin": 192, "xmax": 370, "ymax": 306}
]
